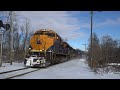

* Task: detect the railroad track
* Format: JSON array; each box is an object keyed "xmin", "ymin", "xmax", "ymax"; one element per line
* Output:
[
  {"xmin": 0, "ymin": 67, "xmax": 40, "ymax": 79},
  {"xmin": 0, "ymin": 59, "xmax": 75, "ymax": 79},
  {"xmin": 0, "ymin": 67, "xmax": 28, "ymax": 74}
]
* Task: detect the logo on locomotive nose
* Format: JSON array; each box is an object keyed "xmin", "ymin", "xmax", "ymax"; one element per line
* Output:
[
  {"xmin": 37, "ymin": 40, "xmax": 41, "ymax": 44},
  {"xmin": 36, "ymin": 37, "xmax": 42, "ymax": 44}
]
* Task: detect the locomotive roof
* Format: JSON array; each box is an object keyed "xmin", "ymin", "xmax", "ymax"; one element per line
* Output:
[
  {"xmin": 34, "ymin": 29, "xmax": 62, "ymax": 39},
  {"xmin": 34, "ymin": 29, "xmax": 55, "ymax": 34}
]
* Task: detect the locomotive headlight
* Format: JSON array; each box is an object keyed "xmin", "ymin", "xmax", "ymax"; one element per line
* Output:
[
  {"xmin": 41, "ymin": 61, "xmax": 43, "ymax": 63},
  {"xmin": 40, "ymin": 50, "xmax": 42, "ymax": 52},
  {"xmin": 44, "ymin": 60, "xmax": 46, "ymax": 63},
  {"xmin": 37, "ymin": 60, "xmax": 39, "ymax": 62}
]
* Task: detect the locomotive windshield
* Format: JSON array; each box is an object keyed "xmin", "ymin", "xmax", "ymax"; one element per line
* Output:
[
  {"xmin": 29, "ymin": 52, "xmax": 39, "ymax": 56},
  {"xmin": 34, "ymin": 31, "xmax": 55, "ymax": 37}
]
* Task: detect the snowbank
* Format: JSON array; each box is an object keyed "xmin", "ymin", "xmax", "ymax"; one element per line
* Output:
[
  {"xmin": 13, "ymin": 58, "xmax": 120, "ymax": 79},
  {"xmin": 0, "ymin": 62, "xmax": 25, "ymax": 73}
]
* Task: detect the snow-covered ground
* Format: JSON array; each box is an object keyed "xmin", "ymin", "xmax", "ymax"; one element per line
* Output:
[
  {"xmin": 9, "ymin": 58, "xmax": 120, "ymax": 79},
  {"xmin": 0, "ymin": 58, "xmax": 120, "ymax": 79},
  {"xmin": 0, "ymin": 62, "xmax": 25, "ymax": 72}
]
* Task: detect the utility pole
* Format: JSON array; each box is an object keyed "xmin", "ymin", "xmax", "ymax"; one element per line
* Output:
[
  {"xmin": 10, "ymin": 11, "xmax": 14, "ymax": 65},
  {"xmin": 82, "ymin": 44, "xmax": 87, "ymax": 53},
  {"xmin": 90, "ymin": 11, "xmax": 93, "ymax": 61},
  {"xmin": 0, "ymin": 29, "xmax": 1, "ymax": 67},
  {"xmin": 0, "ymin": 20, "xmax": 3, "ymax": 67},
  {"xmin": 24, "ymin": 18, "xmax": 27, "ymax": 59},
  {"xmin": 82, "ymin": 44, "xmax": 87, "ymax": 58},
  {"xmin": 0, "ymin": 29, "xmax": 3, "ymax": 67},
  {"xmin": 0, "ymin": 19, "xmax": 10, "ymax": 67}
]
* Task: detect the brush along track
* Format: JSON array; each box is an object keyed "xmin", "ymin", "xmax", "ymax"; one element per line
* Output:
[{"xmin": 0, "ymin": 68, "xmax": 40, "ymax": 79}]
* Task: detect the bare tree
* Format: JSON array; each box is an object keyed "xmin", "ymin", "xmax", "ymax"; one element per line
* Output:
[
  {"xmin": 87, "ymin": 33, "xmax": 120, "ymax": 72},
  {"xmin": 22, "ymin": 18, "xmax": 30, "ymax": 58},
  {"xmin": 87, "ymin": 33, "xmax": 101, "ymax": 69},
  {"xmin": 0, "ymin": 11, "xmax": 20, "ymax": 63},
  {"xmin": 0, "ymin": 11, "xmax": 33, "ymax": 63}
]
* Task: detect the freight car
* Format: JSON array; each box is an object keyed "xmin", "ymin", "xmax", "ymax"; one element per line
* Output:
[{"xmin": 24, "ymin": 29, "xmax": 76, "ymax": 67}]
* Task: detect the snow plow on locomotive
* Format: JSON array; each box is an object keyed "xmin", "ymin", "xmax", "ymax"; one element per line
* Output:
[{"xmin": 24, "ymin": 29, "xmax": 78, "ymax": 67}]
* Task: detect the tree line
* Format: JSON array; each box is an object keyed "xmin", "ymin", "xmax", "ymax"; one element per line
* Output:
[
  {"xmin": 0, "ymin": 11, "xmax": 33, "ymax": 63},
  {"xmin": 87, "ymin": 33, "xmax": 120, "ymax": 72}
]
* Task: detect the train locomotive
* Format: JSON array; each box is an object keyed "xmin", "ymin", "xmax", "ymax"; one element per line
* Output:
[{"xmin": 24, "ymin": 29, "xmax": 76, "ymax": 67}]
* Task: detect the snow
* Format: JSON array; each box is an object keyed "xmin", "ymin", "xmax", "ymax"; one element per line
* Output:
[
  {"xmin": 11, "ymin": 58, "xmax": 120, "ymax": 79},
  {"xmin": 0, "ymin": 58, "xmax": 120, "ymax": 79},
  {"xmin": 0, "ymin": 68, "xmax": 37, "ymax": 79},
  {"xmin": 107, "ymin": 63, "xmax": 120, "ymax": 66},
  {"xmin": 0, "ymin": 62, "xmax": 25, "ymax": 73}
]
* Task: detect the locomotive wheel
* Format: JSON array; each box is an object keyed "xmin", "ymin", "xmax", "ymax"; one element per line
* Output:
[{"xmin": 43, "ymin": 61, "xmax": 51, "ymax": 68}]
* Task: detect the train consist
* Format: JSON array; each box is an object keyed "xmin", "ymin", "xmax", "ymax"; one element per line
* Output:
[{"xmin": 24, "ymin": 29, "xmax": 82, "ymax": 67}]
